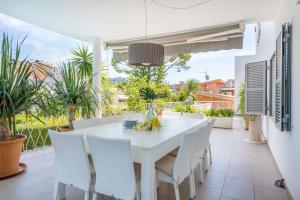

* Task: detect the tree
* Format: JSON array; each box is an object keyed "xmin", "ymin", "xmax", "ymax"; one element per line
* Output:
[
  {"xmin": 113, "ymin": 53, "xmax": 191, "ymax": 111},
  {"xmin": 185, "ymin": 79, "xmax": 200, "ymax": 96},
  {"xmin": 113, "ymin": 53, "xmax": 191, "ymax": 83}
]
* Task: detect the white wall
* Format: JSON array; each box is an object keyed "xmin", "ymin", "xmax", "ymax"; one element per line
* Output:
[
  {"xmin": 234, "ymin": 22, "xmax": 276, "ymax": 111},
  {"xmin": 235, "ymin": 1, "xmax": 300, "ymax": 199}
]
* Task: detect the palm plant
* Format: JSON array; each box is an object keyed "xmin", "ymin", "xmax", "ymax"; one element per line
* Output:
[
  {"xmin": 49, "ymin": 61, "xmax": 99, "ymax": 129},
  {"xmin": 139, "ymin": 87, "xmax": 158, "ymax": 103},
  {"xmin": 70, "ymin": 45, "xmax": 93, "ymax": 78},
  {"xmin": 0, "ymin": 33, "xmax": 45, "ymax": 139}
]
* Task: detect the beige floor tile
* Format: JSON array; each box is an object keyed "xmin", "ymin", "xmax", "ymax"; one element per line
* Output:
[{"xmin": 255, "ymin": 187, "xmax": 289, "ymax": 200}]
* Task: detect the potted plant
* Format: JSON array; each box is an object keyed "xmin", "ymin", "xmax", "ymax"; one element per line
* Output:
[
  {"xmin": 49, "ymin": 61, "xmax": 99, "ymax": 131},
  {"xmin": 0, "ymin": 34, "xmax": 46, "ymax": 178},
  {"xmin": 135, "ymin": 87, "xmax": 164, "ymax": 131},
  {"xmin": 237, "ymin": 82, "xmax": 249, "ymax": 130},
  {"xmin": 202, "ymin": 108, "xmax": 234, "ymax": 129}
]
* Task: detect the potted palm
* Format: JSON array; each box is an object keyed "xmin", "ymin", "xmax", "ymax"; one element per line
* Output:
[
  {"xmin": 0, "ymin": 34, "xmax": 46, "ymax": 178},
  {"xmin": 49, "ymin": 61, "xmax": 99, "ymax": 131}
]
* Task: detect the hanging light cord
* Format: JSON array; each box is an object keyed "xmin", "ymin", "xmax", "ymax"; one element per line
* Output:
[
  {"xmin": 144, "ymin": 0, "xmax": 148, "ymax": 40},
  {"xmin": 151, "ymin": 0, "xmax": 212, "ymax": 10}
]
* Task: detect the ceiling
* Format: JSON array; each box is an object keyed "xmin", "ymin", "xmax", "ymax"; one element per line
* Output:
[{"xmin": 0, "ymin": 0, "xmax": 285, "ymax": 42}]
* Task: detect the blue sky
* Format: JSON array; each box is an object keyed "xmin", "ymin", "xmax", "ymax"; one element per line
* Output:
[{"xmin": 0, "ymin": 13, "xmax": 256, "ymax": 84}]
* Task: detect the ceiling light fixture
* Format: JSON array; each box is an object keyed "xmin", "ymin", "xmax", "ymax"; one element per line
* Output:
[{"xmin": 128, "ymin": 0, "xmax": 164, "ymax": 66}]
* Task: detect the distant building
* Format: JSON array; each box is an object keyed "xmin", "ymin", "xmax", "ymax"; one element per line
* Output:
[
  {"xmin": 171, "ymin": 81, "xmax": 185, "ymax": 91},
  {"xmin": 110, "ymin": 77, "xmax": 126, "ymax": 85},
  {"xmin": 198, "ymin": 79, "xmax": 235, "ymax": 108},
  {"xmin": 200, "ymin": 79, "xmax": 225, "ymax": 93},
  {"xmin": 221, "ymin": 79, "xmax": 235, "ymax": 96},
  {"xmin": 199, "ymin": 79, "xmax": 235, "ymax": 96},
  {"xmin": 29, "ymin": 61, "xmax": 59, "ymax": 85}
]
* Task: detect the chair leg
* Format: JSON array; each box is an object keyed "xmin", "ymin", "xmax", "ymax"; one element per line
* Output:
[
  {"xmin": 54, "ymin": 182, "xmax": 65, "ymax": 200},
  {"xmin": 92, "ymin": 192, "xmax": 98, "ymax": 200},
  {"xmin": 53, "ymin": 182, "xmax": 59, "ymax": 200},
  {"xmin": 209, "ymin": 145, "xmax": 212, "ymax": 164},
  {"xmin": 156, "ymin": 173, "xmax": 159, "ymax": 190},
  {"xmin": 189, "ymin": 173, "xmax": 196, "ymax": 199},
  {"xmin": 203, "ymin": 151, "xmax": 209, "ymax": 172},
  {"xmin": 198, "ymin": 160, "xmax": 204, "ymax": 184},
  {"xmin": 136, "ymin": 192, "xmax": 141, "ymax": 200},
  {"xmin": 84, "ymin": 191, "xmax": 90, "ymax": 200},
  {"xmin": 173, "ymin": 183, "xmax": 180, "ymax": 200}
]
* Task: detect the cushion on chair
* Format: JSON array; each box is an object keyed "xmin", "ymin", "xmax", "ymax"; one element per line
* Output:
[
  {"xmin": 168, "ymin": 147, "xmax": 179, "ymax": 157},
  {"xmin": 155, "ymin": 155, "xmax": 176, "ymax": 176}
]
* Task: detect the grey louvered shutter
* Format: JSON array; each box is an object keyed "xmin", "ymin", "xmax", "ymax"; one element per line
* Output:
[
  {"xmin": 275, "ymin": 31, "xmax": 283, "ymax": 130},
  {"xmin": 245, "ymin": 61, "xmax": 267, "ymax": 115},
  {"xmin": 275, "ymin": 23, "xmax": 292, "ymax": 131}
]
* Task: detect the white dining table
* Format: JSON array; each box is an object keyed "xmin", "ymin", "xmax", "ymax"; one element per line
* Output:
[{"xmin": 78, "ymin": 117, "xmax": 207, "ymax": 200}]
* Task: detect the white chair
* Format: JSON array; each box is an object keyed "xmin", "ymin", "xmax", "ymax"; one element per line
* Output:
[
  {"xmin": 86, "ymin": 136, "xmax": 141, "ymax": 200},
  {"xmin": 155, "ymin": 125, "xmax": 202, "ymax": 200},
  {"xmin": 190, "ymin": 122, "xmax": 210, "ymax": 183},
  {"xmin": 49, "ymin": 130, "xmax": 94, "ymax": 200},
  {"xmin": 72, "ymin": 115, "xmax": 123, "ymax": 130},
  {"xmin": 203, "ymin": 118, "xmax": 215, "ymax": 170},
  {"xmin": 168, "ymin": 122, "xmax": 210, "ymax": 184}
]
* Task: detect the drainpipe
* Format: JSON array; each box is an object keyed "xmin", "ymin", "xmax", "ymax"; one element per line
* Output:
[{"xmin": 92, "ymin": 37, "xmax": 103, "ymax": 117}]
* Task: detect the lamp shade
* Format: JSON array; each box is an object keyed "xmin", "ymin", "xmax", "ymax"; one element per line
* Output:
[{"xmin": 128, "ymin": 43, "xmax": 164, "ymax": 66}]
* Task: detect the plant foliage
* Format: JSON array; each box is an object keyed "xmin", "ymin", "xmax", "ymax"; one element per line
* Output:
[
  {"xmin": 0, "ymin": 33, "xmax": 46, "ymax": 139},
  {"xmin": 48, "ymin": 61, "xmax": 99, "ymax": 128},
  {"xmin": 202, "ymin": 108, "xmax": 234, "ymax": 117}
]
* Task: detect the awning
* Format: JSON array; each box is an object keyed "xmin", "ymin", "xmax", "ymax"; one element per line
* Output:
[{"xmin": 107, "ymin": 21, "xmax": 245, "ymax": 62}]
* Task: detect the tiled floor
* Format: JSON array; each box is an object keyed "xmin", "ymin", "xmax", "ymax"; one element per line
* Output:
[{"xmin": 0, "ymin": 119, "xmax": 292, "ymax": 200}]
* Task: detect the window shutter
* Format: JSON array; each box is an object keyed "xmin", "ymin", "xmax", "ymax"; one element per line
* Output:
[
  {"xmin": 275, "ymin": 31, "xmax": 283, "ymax": 130},
  {"xmin": 276, "ymin": 23, "xmax": 292, "ymax": 131},
  {"xmin": 245, "ymin": 61, "xmax": 267, "ymax": 115}
]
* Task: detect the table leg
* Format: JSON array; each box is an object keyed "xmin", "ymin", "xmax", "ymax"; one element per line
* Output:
[{"xmin": 141, "ymin": 150, "xmax": 157, "ymax": 200}]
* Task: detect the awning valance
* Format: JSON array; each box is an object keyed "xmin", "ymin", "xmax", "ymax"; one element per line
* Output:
[{"xmin": 107, "ymin": 21, "xmax": 245, "ymax": 62}]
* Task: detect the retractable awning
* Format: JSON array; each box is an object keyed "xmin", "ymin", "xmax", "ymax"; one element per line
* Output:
[{"xmin": 108, "ymin": 21, "xmax": 245, "ymax": 62}]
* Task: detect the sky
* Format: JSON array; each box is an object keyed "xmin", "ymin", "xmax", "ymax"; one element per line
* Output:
[{"xmin": 0, "ymin": 13, "xmax": 256, "ymax": 84}]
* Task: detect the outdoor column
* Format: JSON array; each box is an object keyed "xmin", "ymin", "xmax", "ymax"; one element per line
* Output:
[{"xmin": 92, "ymin": 37, "xmax": 103, "ymax": 117}]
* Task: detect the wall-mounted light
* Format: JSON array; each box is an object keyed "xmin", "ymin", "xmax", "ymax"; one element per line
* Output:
[{"xmin": 297, "ymin": 0, "xmax": 300, "ymax": 4}]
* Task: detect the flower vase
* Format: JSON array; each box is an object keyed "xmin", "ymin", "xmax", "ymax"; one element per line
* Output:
[{"xmin": 145, "ymin": 103, "xmax": 157, "ymax": 121}]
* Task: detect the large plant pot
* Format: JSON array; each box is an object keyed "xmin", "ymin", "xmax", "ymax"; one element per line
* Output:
[
  {"xmin": 58, "ymin": 125, "xmax": 73, "ymax": 132},
  {"xmin": 213, "ymin": 117, "xmax": 233, "ymax": 129},
  {"xmin": 247, "ymin": 115, "xmax": 266, "ymax": 144},
  {"xmin": 243, "ymin": 117, "xmax": 249, "ymax": 130},
  {"xmin": 0, "ymin": 135, "xmax": 26, "ymax": 179}
]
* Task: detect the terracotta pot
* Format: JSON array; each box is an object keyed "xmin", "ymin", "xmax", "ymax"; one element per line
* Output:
[
  {"xmin": 0, "ymin": 135, "xmax": 26, "ymax": 178},
  {"xmin": 58, "ymin": 125, "xmax": 73, "ymax": 132}
]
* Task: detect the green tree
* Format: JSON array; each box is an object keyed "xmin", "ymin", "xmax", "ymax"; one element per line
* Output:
[
  {"xmin": 185, "ymin": 79, "xmax": 200, "ymax": 96},
  {"xmin": 113, "ymin": 53, "xmax": 191, "ymax": 83}
]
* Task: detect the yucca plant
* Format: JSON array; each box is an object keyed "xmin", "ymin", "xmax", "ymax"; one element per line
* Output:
[
  {"xmin": 0, "ymin": 33, "xmax": 45, "ymax": 139},
  {"xmin": 237, "ymin": 82, "xmax": 250, "ymax": 130},
  {"xmin": 70, "ymin": 45, "xmax": 93, "ymax": 78},
  {"xmin": 49, "ymin": 61, "xmax": 99, "ymax": 129}
]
